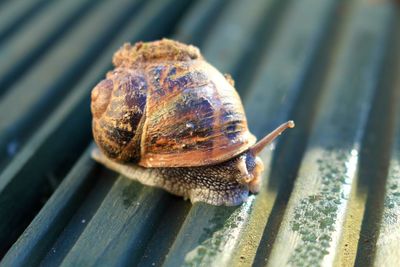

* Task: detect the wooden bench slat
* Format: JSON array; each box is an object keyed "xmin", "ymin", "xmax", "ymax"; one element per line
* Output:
[
  {"xmin": 0, "ymin": 0, "xmax": 192, "ymax": 259},
  {"xmin": 0, "ymin": 0, "xmax": 144, "ymax": 167},
  {"xmin": 373, "ymin": 39, "xmax": 400, "ymax": 267},
  {"xmin": 0, "ymin": 0, "xmax": 96, "ymax": 96},
  {"xmin": 39, "ymin": 166, "xmax": 116, "ymax": 267},
  {"xmin": 163, "ymin": 1, "xmax": 338, "ymax": 266},
  {"xmin": 0, "ymin": 147, "xmax": 98, "ymax": 266},
  {"xmin": 59, "ymin": 177, "xmax": 169, "ymax": 266},
  {"xmin": 0, "ymin": 0, "xmax": 49, "ymax": 42},
  {"xmin": 0, "ymin": 0, "xmax": 397, "ymax": 265},
  {"xmin": 14, "ymin": 0, "xmax": 284, "ymax": 263},
  {"xmin": 137, "ymin": 198, "xmax": 191, "ymax": 267},
  {"xmin": 51, "ymin": 1, "xmax": 278, "ymax": 265},
  {"xmin": 200, "ymin": 0, "xmax": 284, "ymax": 81},
  {"xmin": 0, "ymin": 0, "xmax": 144, "ymax": 252},
  {"xmin": 267, "ymin": 2, "xmax": 395, "ymax": 266},
  {"xmin": 174, "ymin": 0, "xmax": 228, "ymax": 46}
]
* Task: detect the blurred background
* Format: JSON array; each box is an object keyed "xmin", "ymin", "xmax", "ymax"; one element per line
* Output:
[{"xmin": 0, "ymin": 0, "xmax": 399, "ymax": 266}]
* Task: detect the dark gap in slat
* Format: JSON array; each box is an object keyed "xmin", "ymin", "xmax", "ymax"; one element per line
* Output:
[
  {"xmin": 137, "ymin": 197, "xmax": 192, "ymax": 267},
  {"xmin": 0, "ymin": 0, "xmax": 146, "ymax": 169},
  {"xmin": 90, "ymin": 189, "xmax": 173, "ymax": 267},
  {"xmin": 252, "ymin": 2, "xmax": 347, "ymax": 265},
  {"xmin": 1, "ymin": 154, "xmax": 114, "ymax": 264},
  {"xmin": 0, "ymin": 0, "xmax": 11, "ymax": 9},
  {"xmin": 86, "ymin": 2, "xmax": 243, "ymax": 262},
  {"xmin": 232, "ymin": 0, "xmax": 291, "ymax": 97},
  {"xmin": 0, "ymin": 0, "xmax": 50, "ymax": 43},
  {"xmin": 0, "ymin": 0, "xmax": 101, "ymax": 98},
  {"xmin": 0, "ymin": 189, "xmax": 45, "ymax": 258},
  {"xmin": 87, "ymin": 2, "xmax": 230, "ymax": 262},
  {"xmin": 0, "ymin": 2, "xmax": 132, "ymax": 254},
  {"xmin": 174, "ymin": 0, "xmax": 230, "ymax": 47},
  {"xmin": 136, "ymin": 0, "xmax": 287, "ymax": 260},
  {"xmin": 354, "ymin": 11, "xmax": 400, "ymax": 267},
  {"xmin": 0, "ymin": 0, "xmax": 198, "ymax": 260},
  {"xmin": 139, "ymin": 1, "xmax": 294, "ymax": 260},
  {"xmin": 0, "ymin": 85, "xmax": 93, "ymax": 172},
  {"xmin": 33, "ymin": 0, "xmax": 196, "ymax": 193},
  {"xmin": 70, "ymin": 3, "xmax": 202, "ymax": 263},
  {"xmin": 40, "ymin": 0, "xmax": 196, "ymax": 184},
  {"xmin": 40, "ymin": 169, "xmax": 118, "ymax": 267}
]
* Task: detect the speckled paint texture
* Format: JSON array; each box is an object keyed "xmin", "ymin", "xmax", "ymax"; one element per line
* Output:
[{"xmin": 289, "ymin": 149, "xmax": 353, "ymax": 266}]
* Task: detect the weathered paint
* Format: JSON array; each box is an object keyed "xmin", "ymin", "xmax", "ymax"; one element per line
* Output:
[
  {"xmin": 164, "ymin": 0, "xmax": 339, "ymax": 265},
  {"xmin": 374, "ymin": 159, "xmax": 400, "ymax": 266},
  {"xmin": 374, "ymin": 78, "xmax": 400, "ymax": 265},
  {"xmin": 183, "ymin": 198, "xmax": 254, "ymax": 266},
  {"xmin": 1, "ymin": 0, "xmax": 399, "ymax": 265},
  {"xmin": 267, "ymin": 1, "xmax": 395, "ymax": 266},
  {"xmin": 288, "ymin": 149, "xmax": 355, "ymax": 266}
]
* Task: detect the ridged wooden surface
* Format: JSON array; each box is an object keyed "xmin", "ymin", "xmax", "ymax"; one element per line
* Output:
[{"xmin": 0, "ymin": 0, "xmax": 399, "ymax": 266}]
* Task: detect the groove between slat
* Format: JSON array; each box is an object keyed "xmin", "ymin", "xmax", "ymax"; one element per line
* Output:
[
  {"xmin": 0, "ymin": 0, "xmax": 99, "ymax": 97},
  {"xmin": 200, "ymin": 0, "xmax": 280, "ymax": 76},
  {"xmin": 174, "ymin": 0, "xmax": 230, "ymax": 47},
  {"xmin": 343, "ymin": 25, "xmax": 398, "ymax": 265},
  {"xmin": 1, "ymin": 0, "xmax": 398, "ymax": 266},
  {"xmin": 251, "ymin": 1, "xmax": 349, "ymax": 265},
  {"xmin": 49, "ymin": 0, "xmax": 290, "ymax": 265},
  {"xmin": 0, "ymin": 0, "xmax": 195, "ymax": 264},
  {"xmin": 373, "ymin": 83, "xmax": 400, "ymax": 266},
  {"xmin": 59, "ymin": 178, "xmax": 169, "ymax": 266},
  {"xmin": 267, "ymin": 1, "xmax": 396, "ymax": 266},
  {"xmin": 363, "ymin": 11, "xmax": 400, "ymax": 266},
  {"xmin": 0, "ymin": 0, "xmax": 145, "ymax": 169},
  {"xmin": 335, "ymin": 10, "xmax": 400, "ymax": 265},
  {"xmin": 0, "ymin": 0, "xmax": 146, "ymax": 255},
  {"xmin": 164, "ymin": 0, "xmax": 339, "ymax": 266},
  {"xmin": 0, "ymin": 147, "xmax": 99, "ymax": 266},
  {"xmin": 0, "ymin": 0, "xmax": 50, "ymax": 42}
]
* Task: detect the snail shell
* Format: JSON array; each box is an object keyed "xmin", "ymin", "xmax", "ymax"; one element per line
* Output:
[
  {"xmin": 91, "ymin": 39, "xmax": 294, "ymax": 205},
  {"xmin": 91, "ymin": 39, "xmax": 256, "ymax": 168}
]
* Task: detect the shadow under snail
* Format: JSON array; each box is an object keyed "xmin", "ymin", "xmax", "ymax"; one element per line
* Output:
[{"xmin": 91, "ymin": 39, "xmax": 294, "ymax": 206}]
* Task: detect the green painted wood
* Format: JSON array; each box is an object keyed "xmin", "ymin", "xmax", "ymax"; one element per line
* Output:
[
  {"xmin": 0, "ymin": 0, "xmax": 143, "ymax": 253},
  {"xmin": 0, "ymin": 0, "xmax": 144, "ymax": 168},
  {"xmin": 374, "ymin": 106, "xmax": 400, "ymax": 266},
  {"xmin": 267, "ymin": 1, "xmax": 396, "ymax": 266},
  {"xmin": 351, "ymin": 12, "xmax": 400, "ymax": 266},
  {"xmin": 2, "ymin": 0, "xmax": 266, "ymax": 264},
  {"xmin": 39, "ymin": 167, "xmax": 116, "ymax": 267},
  {"xmin": 14, "ymin": 0, "xmax": 282, "ymax": 264},
  {"xmin": 0, "ymin": 147, "xmax": 98, "ymax": 266},
  {"xmin": 373, "ymin": 28, "xmax": 400, "ymax": 267},
  {"xmin": 163, "ymin": 0, "xmax": 339, "ymax": 266},
  {"xmin": 0, "ymin": 0, "xmax": 397, "ymax": 265},
  {"xmin": 0, "ymin": 0, "xmax": 97, "ymax": 96},
  {"xmin": 137, "ymin": 198, "xmax": 191, "ymax": 267},
  {"xmin": 174, "ymin": 0, "xmax": 228, "ymax": 46},
  {"xmin": 0, "ymin": 0, "xmax": 50, "ymax": 41},
  {"xmin": 0, "ymin": 0, "xmax": 193, "ymax": 263},
  {"xmin": 54, "ymin": 0, "xmax": 293, "ymax": 265},
  {"xmin": 0, "ymin": 0, "xmax": 9, "ymax": 7},
  {"xmin": 59, "ymin": 177, "xmax": 169, "ymax": 267},
  {"xmin": 251, "ymin": 3, "xmax": 344, "ymax": 265},
  {"xmin": 200, "ymin": 0, "xmax": 284, "ymax": 91}
]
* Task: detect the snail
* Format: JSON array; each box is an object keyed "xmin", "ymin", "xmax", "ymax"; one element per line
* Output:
[{"xmin": 90, "ymin": 39, "xmax": 294, "ymax": 206}]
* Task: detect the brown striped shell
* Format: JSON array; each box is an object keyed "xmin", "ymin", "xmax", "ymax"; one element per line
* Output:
[{"xmin": 91, "ymin": 39, "xmax": 256, "ymax": 168}]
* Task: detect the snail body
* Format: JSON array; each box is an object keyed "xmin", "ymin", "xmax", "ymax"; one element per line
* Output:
[{"xmin": 91, "ymin": 39, "xmax": 294, "ymax": 206}]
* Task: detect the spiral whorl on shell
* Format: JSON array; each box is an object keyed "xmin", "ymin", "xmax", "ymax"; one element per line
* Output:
[{"xmin": 91, "ymin": 39, "xmax": 256, "ymax": 167}]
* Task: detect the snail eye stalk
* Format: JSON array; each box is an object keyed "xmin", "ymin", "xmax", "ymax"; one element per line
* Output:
[{"xmin": 250, "ymin": 121, "xmax": 295, "ymax": 155}]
